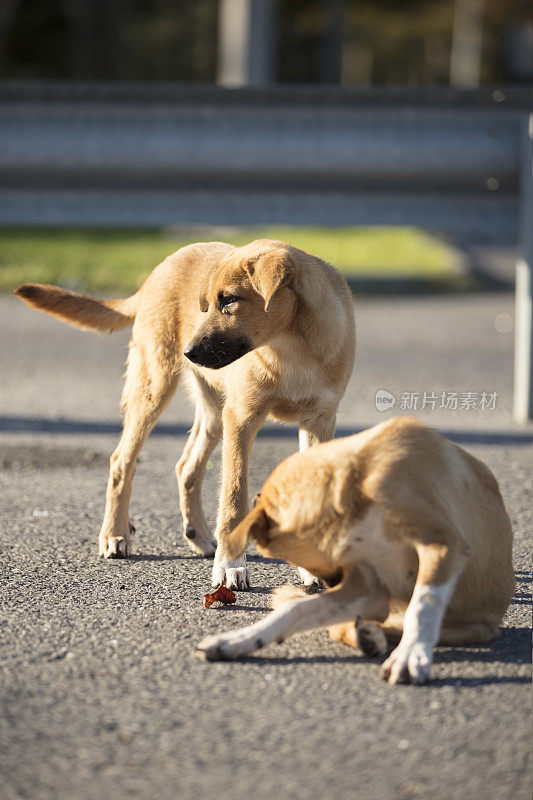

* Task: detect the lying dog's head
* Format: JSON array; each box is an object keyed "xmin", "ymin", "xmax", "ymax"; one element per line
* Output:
[
  {"xmin": 225, "ymin": 492, "xmax": 341, "ymax": 582},
  {"xmin": 183, "ymin": 241, "xmax": 296, "ymax": 369},
  {"xmin": 224, "ymin": 445, "xmax": 362, "ymax": 575}
]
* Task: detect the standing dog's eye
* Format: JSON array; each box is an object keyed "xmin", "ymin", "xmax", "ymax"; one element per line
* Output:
[{"xmin": 219, "ymin": 294, "xmax": 241, "ymax": 314}]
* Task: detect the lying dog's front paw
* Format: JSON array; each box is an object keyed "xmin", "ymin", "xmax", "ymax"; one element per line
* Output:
[
  {"xmin": 212, "ymin": 556, "xmax": 250, "ymax": 590},
  {"xmin": 98, "ymin": 535, "xmax": 129, "ymax": 559},
  {"xmin": 380, "ymin": 642, "xmax": 432, "ymax": 685},
  {"xmin": 197, "ymin": 630, "xmax": 257, "ymax": 661},
  {"xmin": 196, "ymin": 633, "xmax": 235, "ymax": 661}
]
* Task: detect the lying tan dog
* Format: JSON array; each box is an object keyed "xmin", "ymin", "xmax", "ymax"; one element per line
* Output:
[
  {"xmin": 197, "ymin": 417, "xmax": 515, "ymax": 684},
  {"xmin": 15, "ymin": 239, "xmax": 355, "ymax": 588}
]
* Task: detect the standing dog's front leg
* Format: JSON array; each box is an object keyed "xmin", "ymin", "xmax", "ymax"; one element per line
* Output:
[
  {"xmin": 211, "ymin": 405, "xmax": 266, "ymax": 589},
  {"xmin": 297, "ymin": 410, "xmax": 337, "ymax": 590},
  {"xmin": 176, "ymin": 398, "xmax": 222, "ymax": 557}
]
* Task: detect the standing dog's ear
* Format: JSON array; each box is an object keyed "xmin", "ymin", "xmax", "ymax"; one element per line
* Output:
[{"xmin": 245, "ymin": 250, "xmax": 295, "ymax": 311}]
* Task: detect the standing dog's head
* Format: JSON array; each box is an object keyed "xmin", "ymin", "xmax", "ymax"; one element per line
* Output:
[{"xmin": 183, "ymin": 241, "xmax": 297, "ymax": 369}]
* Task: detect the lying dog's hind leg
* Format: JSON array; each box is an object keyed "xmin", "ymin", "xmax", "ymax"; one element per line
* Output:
[
  {"xmin": 330, "ymin": 613, "xmax": 498, "ymax": 661},
  {"xmin": 328, "ymin": 620, "xmax": 388, "ymax": 657},
  {"xmin": 98, "ymin": 339, "xmax": 178, "ymax": 559},
  {"xmin": 176, "ymin": 377, "xmax": 222, "ymax": 556},
  {"xmin": 197, "ymin": 569, "xmax": 388, "ymax": 661}
]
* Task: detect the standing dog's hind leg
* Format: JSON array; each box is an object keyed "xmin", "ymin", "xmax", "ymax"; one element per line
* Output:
[
  {"xmin": 98, "ymin": 339, "xmax": 178, "ymax": 558},
  {"xmin": 298, "ymin": 410, "xmax": 336, "ymax": 451},
  {"xmin": 176, "ymin": 390, "xmax": 222, "ymax": 556}
]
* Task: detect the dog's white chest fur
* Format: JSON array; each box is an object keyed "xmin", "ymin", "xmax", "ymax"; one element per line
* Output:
[{"xmin": 341, "ymin": 505, "xmax": 414, "ymax": 598}]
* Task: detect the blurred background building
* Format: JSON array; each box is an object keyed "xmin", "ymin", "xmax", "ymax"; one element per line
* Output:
[{"xmin": 0, "ymin": 0, "xmax": 531, "ymax": 87}]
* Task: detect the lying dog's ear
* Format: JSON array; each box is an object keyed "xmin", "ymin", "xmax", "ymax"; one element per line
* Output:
[
  {"xmin": 245, "ymin": 250, "xmax": 295, "ymax": 311},
  {"xmin": 332, "ymin": 466, "xmax": 369, "ymax": 519},
  {"xmin": 198, "ymin": 293, "xmax": 208, "ymax": 312},
  {"xmin": 225, "ymin": 505, "xmax": 270, "ymax": 560}
]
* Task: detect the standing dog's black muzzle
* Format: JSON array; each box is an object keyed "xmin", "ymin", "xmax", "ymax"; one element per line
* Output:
[{"xmin": 184, "ymin": 335, "xmax": 252, "ymax": 369}]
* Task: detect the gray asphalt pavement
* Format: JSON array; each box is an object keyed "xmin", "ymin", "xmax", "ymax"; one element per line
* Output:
[{"xmin": 0, "ymin": 292, "xmax": 531, "ymax": 800}]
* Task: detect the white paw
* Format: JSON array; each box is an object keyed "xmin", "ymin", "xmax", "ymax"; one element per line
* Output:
[
  {"xmin": 98, "ymin": 536, "xmax": 129, "ymax": 559},
  {"xmin": 380, "ymin": 641, "xmax": 432, "ymax": 685},
  {"xmin": 183, "ymin": 524, "xmax": 216, "ymax": 557},
  {"xmin": 212, "ymin": 556, "xmax": 250, "ymax": 590},
  {"xmin": 197, "ymin": 628, "xmax": 260, "ymax": 661}
]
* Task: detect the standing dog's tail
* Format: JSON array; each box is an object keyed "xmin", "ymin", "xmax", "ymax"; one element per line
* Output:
[{"xmin": 14, "ymin": 284, "xmax": 137, "ymax": 333}]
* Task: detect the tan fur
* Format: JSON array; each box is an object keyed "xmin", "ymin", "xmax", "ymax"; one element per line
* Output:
[
  {"xmin": 201, "ymin": 417, "xmax": 514, "ymax": 682},
  {"xmin": 14, "ymin": 284, "xmax": 137, "ymax": 332},
  {"xmin": 14, "ymin": 239, "xmax": 355, "ymax": 580},
  {"xmin": 270, "ymin": 583, "xmax": 308, "ymax": 609}
]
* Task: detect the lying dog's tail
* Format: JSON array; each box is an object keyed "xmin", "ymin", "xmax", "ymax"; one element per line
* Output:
[{"xmin": 14, "ymin": 284, "xmax": 137, "ymax": 333}]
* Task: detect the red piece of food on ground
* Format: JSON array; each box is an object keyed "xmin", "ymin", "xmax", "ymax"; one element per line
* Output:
[{"xmin": 203, "ymin": 585, "xmax": 237, "ymax": 608}]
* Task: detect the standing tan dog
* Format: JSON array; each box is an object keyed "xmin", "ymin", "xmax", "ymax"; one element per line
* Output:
[
  {"xmin": 197, "ymin": 417, "xmax": 515, "ymax": 684},
  {"xmin": 15, "ymin": 239, "xmax": 355, "ymax": 589}
]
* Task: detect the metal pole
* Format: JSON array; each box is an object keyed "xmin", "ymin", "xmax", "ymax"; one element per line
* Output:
[
  {"xmin": 513, "ymin": 113, "xmax": 533, "ymax": 424},
  {"xmin": 217, "ymin": 0, "xmax": 275, "ymax": 87},
  {"xmin": 450, "ymin": 0, "xmax": 484, "ymax": 87},
  {"xmin": 320, "ymin": 0, "xmax": 346, "ymax": 84}
]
